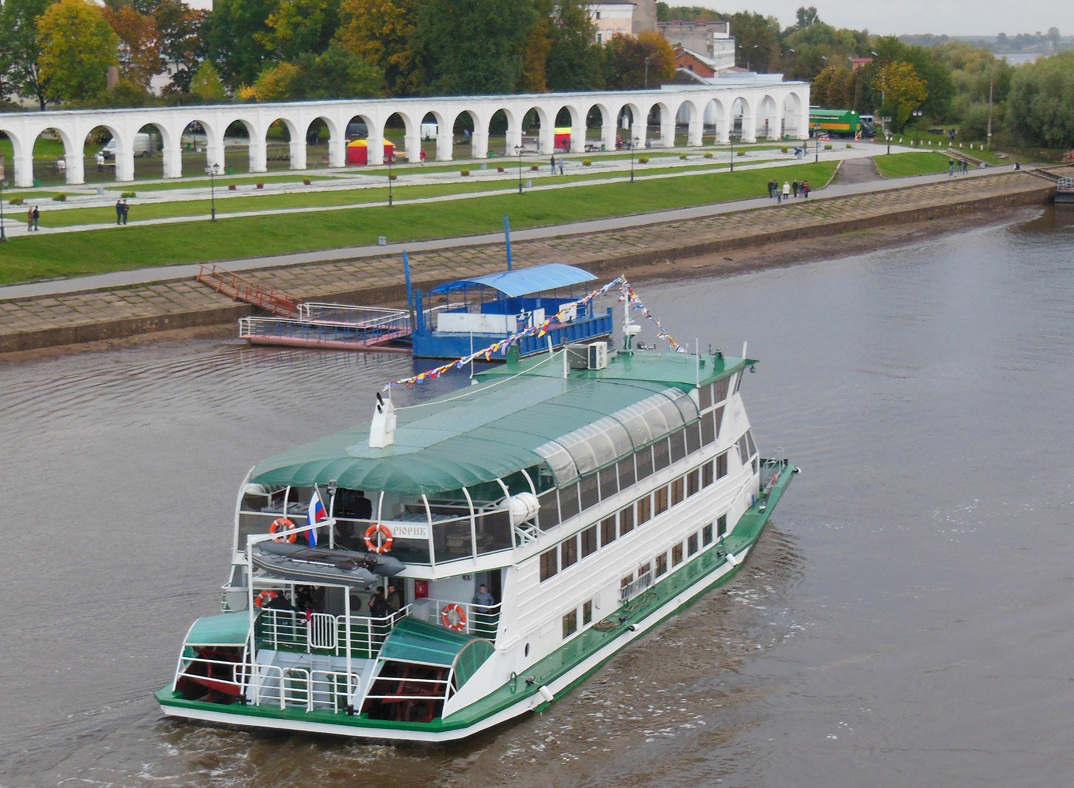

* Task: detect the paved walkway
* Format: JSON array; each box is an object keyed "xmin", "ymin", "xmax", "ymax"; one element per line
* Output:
[{"xmin": 0, "ymin": 161, "xmax": 1062, "ymax": 355}]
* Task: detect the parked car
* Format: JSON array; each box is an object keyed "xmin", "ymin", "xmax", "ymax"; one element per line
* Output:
[{"xmin": 100, "ymin": 132, "xmax": 155, "ymax": 159}]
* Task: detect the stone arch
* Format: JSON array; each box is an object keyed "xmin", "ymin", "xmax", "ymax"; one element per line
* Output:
[
  {"xmin": 31, "ymin": 126, "xmax": 77, "ymax": 188},
  {"xmin": 262, "ymin": 116, "xmax": 298, "ymax": 171},
  {"xmin": 134, "ymin": 121, "xmax": 171, "ymax": 179},
  {"xmin": 80, "ymin": 123, "xmax": 123, "ymax": 184},
  {"xmin": 781, "ymin": 91, "xmax": 807, "ymax": 139},
  {"xmin": 343, "ymin": 111, "xmax": 375, "ymax": 166},
  {"xmin": 584, "ymin": 102, "xmax": 616, "ymax": 151},
  {"xmin": 646, "ymin": 100, "xmax": 675, "ymax": 148},
  {"xmin": 517, "ymin": 105, "xmax": 552, "ymax": 154},
  {"xmin": 757, "ymin": 94, "xmax": 780, "ymax": 140},
  {"xmin": 178, "ymin": 116, "xmax": 225, "ymax": 176},
  {"xmin": 613, "ymin": 102, "xmax": 644, "ymax": 149},
  {"xmin": 383, "ymin": 110, "xmax": 417, "ymax": 164},
  {"xmin": 220, "ymin": 118, "xmax": 256, "ymax": 174},
  {"xmin": 449, "ymin": 109, "xmax": 477, "ymax": 160},
  {"xmin": 674, "ymin": 99, "xmax": 703, "ymax": 147},
  {"xmin": 732, "ymin": 96, "xmax": 755, "ymax": 142},
  {"xmin": 703, "ymin": 97, "xmax": 730, "ymax": 143},
  {"xmin": 419, "ymin": 110, "xmax": 446, "ymax": 162},
  {"xmin": 483, "ymin": 107, "xmax": 520, "ymax": 158},
  {"xmin": 297, "ymin": 115, "xmax": 332, "ymax": 171}
]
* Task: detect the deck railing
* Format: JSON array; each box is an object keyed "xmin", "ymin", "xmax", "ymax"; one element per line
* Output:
[{"xmin": 241, "ymin": 662, "xmax": 361, "ymax": 712}]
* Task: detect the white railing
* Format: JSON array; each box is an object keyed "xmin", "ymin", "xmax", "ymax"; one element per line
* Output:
[
  {"xmin": 258, "ymin": 609, "xmax": 398, "ymax": 658},
  {"xmin": 410, "ymin": 597, "xmax": 501, "ymax": 639},
  {"xmin": 244, "ymin": 662, "xmax": 361, "ymax": 712},
  {"xmin": 364, "ymin": 673, "xmax": 453, "ymax": 703},
  {"xmin": 619, "ymin": 570, "xmax": 654, "ymax": 604},
  {"xmin": 298, "ymin": 302, "xmax": 408, "ymax": 325}
]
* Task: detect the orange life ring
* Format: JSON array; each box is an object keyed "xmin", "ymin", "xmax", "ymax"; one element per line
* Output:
[
  {"xmin": 270, "ymin": 517, "xmax": 296, "ymax": 543},
  {"xmin": 441, "ymin": 603, "xmax": 467, "ymax": 632},
  {"xmin": 364, "ymin": 524, "xmax": 394, "ymax": 554},
  {"xmin": 254, "ymin": 590, "xmax": 279, "ymax": 609}
]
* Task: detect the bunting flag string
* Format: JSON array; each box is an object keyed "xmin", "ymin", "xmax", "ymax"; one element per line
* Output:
[{"xmin": 385, "ymin": 273, "xmax": 685, "ymax": 389}]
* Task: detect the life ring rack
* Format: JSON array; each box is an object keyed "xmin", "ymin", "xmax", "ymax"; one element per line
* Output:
[
  {"xmin": 364, "ymin": 524, "xmax": 394, "ymax": 554},
  {"xmin": 269, "ymin": 517, "xmax": 296, "ymax": 543},
  {"xmin": 441, "ymin": 603, "xmax": 467, "ymax": 632}
]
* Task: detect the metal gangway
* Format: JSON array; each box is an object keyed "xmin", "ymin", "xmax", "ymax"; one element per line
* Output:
[
  {"xmin": 197, "ymin": 263, "xmax": 300, "ymax": 317},
  {"xmin": 239, "ymin": 302, "xmax": 415, "ymax": 352}
]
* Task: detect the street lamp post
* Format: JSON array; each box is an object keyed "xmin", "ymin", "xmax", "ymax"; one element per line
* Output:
[
  {"xmin": 630, "ymin": 137, "xmax": 639, "ymax": 182},
  {"xmin": 0, "ymin": 177, "xmax": 7, "ymax": 242},
  {"xmin": 206, "ymin": 163, "xmax": 219, "ymax": 222},
  {"xmin": 729, "ymin": 131, "xmax": 734, "ymax": 172},
  {"xmin": 387, "ymin": 149, "xmax": 393, "ymax": 206},
  {"xmin": 515, "ymin": 145, "xmax": 523, "ymax": 194},
  {"xmin": 814, "ymin": 124, "xmax": 820, "ymax": 163},
  {"xmin": 882, "ymin": 117, "xmax": 892, "ymax": 154}
]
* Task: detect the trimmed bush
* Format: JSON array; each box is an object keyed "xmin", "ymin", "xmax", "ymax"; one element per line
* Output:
[
  {"xmin": 583, "ymin": 159, "xmax": 592, "ymax": 166},
  {"xmin": 781, "ymin": 146, "xmax": 789, "ymax": 153},
  {"xmin": 737, "ymin": 150, "xmax": 746, "ymax": 156},
  {"xmin": 530, "ymin": 164, "xmax": 539, "ymax": 171},
  {"xmin": 846, "ymin": 143, "xmax": 853, "ymax": 149},
  {"xmin": 389, "ymin": 173, "xmax": 398, "ymax": 181},
  {"xmin": 679, "ymin": 153, "xmax": 687, "ymax": 160},
  {"xmin": 303, "ymin": 178, "xmax": 311, "ymax": 185},
  {"xmin": 460, "ymin": 169, "xmax": 470, "ymax": 176},
  {"xmin": 121, "ymin": 191, "xmax": 136, "ymax": 198},
  {"xmin": 497, "ymin": 166, "xmax": 505, "ymax": 173},
  {"xmin": 638, "ymin": 156, "xmax": 649, "ymax": 164},
  {"xmin": 227, "ymin": 184, "xmax": 237, "ymax": 191},
  {"xmin": 256, "ymin": 183, "xmax": 264, "ymax": 189},
  {"xmin": 9, "ymin": 197, "xmax": 25, "ymax": 205},
  {"xmin": 52, "ymin": 193, "xmax": 67, "ymax": 201},
  {"xmin": 703, "ymin": 152, "xmax": 713, "ymax": 159},
  {"xmin": 824, "ymin": 143, "xmax": 833, "ymax": 150}
]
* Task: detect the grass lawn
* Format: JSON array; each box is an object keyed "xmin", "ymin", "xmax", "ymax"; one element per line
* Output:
[
  {"xmin": 0, "ymin": 162, "xmax": 837, "ymax": 282},
  {"xmin": 874, "ymin": 152, "xmax": 950, "ymax": 178},
  {"xmin": 104, "ymin": 173, "xmax": 341, "ymax": 192}
]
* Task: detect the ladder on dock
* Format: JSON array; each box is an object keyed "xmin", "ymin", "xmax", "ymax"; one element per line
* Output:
[{"xmin": 197, "ymin": 263, "xmax": 300, "ymax": 317}]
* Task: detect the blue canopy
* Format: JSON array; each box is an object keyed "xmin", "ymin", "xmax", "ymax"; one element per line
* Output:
[{"xmin": 429, "ymin": 263, "xmax": 596, "ymax": 298}]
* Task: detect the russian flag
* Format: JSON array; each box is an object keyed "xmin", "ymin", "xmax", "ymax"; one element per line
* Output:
[{"xmin": 307, "ymin": 488, "xmax": 328, "ymax": 547}]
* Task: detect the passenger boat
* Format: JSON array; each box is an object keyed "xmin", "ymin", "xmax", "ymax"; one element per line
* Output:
[{"xmin": 156, "ymin": 308, "xmax": 798, "ymax": 742}]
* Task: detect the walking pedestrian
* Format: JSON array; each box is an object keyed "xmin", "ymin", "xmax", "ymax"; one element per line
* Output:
[
  {"xmin": 549, "ymin": 154, "xmax": 556, "ymax": 173},
  {"xmin": 32, "ymin": 206, "xmax": 39, "ymax": 231},
  {"xmin": 558, "ymin": 158, "xmax": 564, "ymax": 175},
  {"xmin": 792, "ymin": 180, "xmax": 799, "ymax": 198},
  {"xmin": 767, "ymin": 180, "xmax": 775, "ymax": 198},
  {"xmin": 27, "ymin": 207, "xmax": 34, "ymax": 231},
  {"xmin": 115, "ymin": 199, "xmax": 123, "ymax": 225},
  {"xmin": 948, "ymin": 159, "xmax": 954, "ymax": 176},
  {"xmin": 121, "ymin": 199, "xmax": 129, "ymax": 225},
  {"xmin": 419, "ymin": 149, "xmax": 426, "ymax": 165},
  {"xmin": 802, "ymin": 180, "xmax": 810, "ymax": 198},
  {"xmin": 781, "ymin": 181, "xmax": 790, "ymax": 202}
]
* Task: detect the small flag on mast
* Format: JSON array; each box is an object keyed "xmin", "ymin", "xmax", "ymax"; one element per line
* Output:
[{"xmin": 307, "ymin": 488, "xmax": 327, "ymax": 546}]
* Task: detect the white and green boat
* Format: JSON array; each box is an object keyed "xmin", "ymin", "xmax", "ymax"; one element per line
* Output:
[{"xmin": 156, "ymin": 331, "xmax": 798, "ymax": 742}]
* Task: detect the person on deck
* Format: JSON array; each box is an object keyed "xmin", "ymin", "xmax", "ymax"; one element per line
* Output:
[
  {"xmin": 369, "ymin": 589, "xmax": 388, "ymax": 618},
  {"xmin": 386, "ymin": 584, "xmax": 402, "ymax": 614}
]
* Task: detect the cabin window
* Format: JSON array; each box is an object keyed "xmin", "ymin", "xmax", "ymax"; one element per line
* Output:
[
  {"xmin": 702, "ymin": 461, "xmax": 714, "ymax": 487},
  {"xmin": 669, "ymin": 430, "xmax": 687, "ymax": 463},
  {"xmin": 655, "ymin": 553, "xmax": 667, "ymax": 577},
  {"xmin": 539, "ymin": 548, "xmax": 558, "ymax": 581},
  {"xmin": 638, "ymin": 561, "xmax": 651, "ymax": 580},
  {"xmin": 562, "ymin": 609, "xmax": 578, "ymax": 638},
  {"xmin": 581, "ymin": 525, "xmax": 598, "ymax": 558},
  {"xmin": 652, "ymin": 438, "xmax": 670, "ymax": 472},
  {"xmin": 654, "ymin": 485, "xmax": 669, "ymax": 515},
  {"xmin": 698, "ymin": 383, "xmax": 713, "ymax": 410},
  {"xmin": 619, "ymin": 505, "xmax": 635, "ymax": 535},
  {"xmin": 559, "ymin": 482, "xmax": 580, "ymax": 521},
  {"xmin": 671, "ymin": 477, "xmax": 684, "ymax": 506},
  {"xmin": 561, "ymin": 535, "xmax": 578, "ymax": 569},
  {"xmin": 737, "ymin": 436, "xmax": 750, "ymax": 466},
  {"xmin": 745, "ymin": 429, "xmax": 757, "ymax": 457},
  {"xmin": 688, "ymin": 532, "xmax": 699, "ymax": 556},
  {"xmin": 733, "ymin": 371, "xmax": 742, "ymax": 394},
  {"xmin": 712, "ymin": 377, "xmax": 729, "ymax": 404},
  {"xmin": 621, "ymin": 573, "xmax": 633, "ymax": 588},
  {"xmin": 716, "ymin": 451, "xmax": 728, "ymax": 479},
  {"xmin": 700, "ymin": 412, "xmax": 716, "ymax": 445},
  {"xmin": 601, "ymin": 515, "xmax": 617, "ymax": 545},
  {"xmin": 582, "ymin": 599, "xmax": 593, "ymax": 626},
  {"xmin": 686, "ymin": 422, "xmax": 701, "ymax": 455},
  {"xmin": 636, "ymin": 445, "xmax": 654, "ymax": 480},
  {"xmin": 702, "ymin": 523, "xmax": 713, "ymax": 545},
  {"xmin": 636, "ymin": 495, "xmax": 651, "ymax": 526},
  {"xmin": 578, "ymin": 474, "xmax": 599, "ymax": 511},
  {"xmin": 716, "ymin": 514, "xmax": 728, "ymax": 539},
  {"xmin": 672, "ymin": 543, "xmax": 684, "ymax": 566},
  {"xmin": 538, "ymin": 489, "xmax": 560, "ymax": 531},
  {"xmin": 617, "ymin": 456, "xmax": 636, "ymax": 488},
  {"xmin": 711, "ymin": 406, "xmax": 724, "ymax": 439},
  {"xmin": 599, "ymin": 464, "xmax": 618, "ymax": 501},
  {"xmin": 687, "ymin": 468, "xmax": 700, "ymax": 496}
]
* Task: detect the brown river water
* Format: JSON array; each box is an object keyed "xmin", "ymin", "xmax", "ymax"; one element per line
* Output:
[{"xmin": 2, "ymin": 207, "xmax": 1073, "ymax": 786}]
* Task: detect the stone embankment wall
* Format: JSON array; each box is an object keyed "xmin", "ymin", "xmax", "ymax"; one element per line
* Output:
[{"xmin": 0, "ymin": 171, "xmax": 1058, "ymax": 355}]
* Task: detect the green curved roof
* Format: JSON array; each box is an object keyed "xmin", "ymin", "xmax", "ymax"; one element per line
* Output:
[{"xmin": 249, "ymin": 351, "xmax": 746, "ymax": 495}]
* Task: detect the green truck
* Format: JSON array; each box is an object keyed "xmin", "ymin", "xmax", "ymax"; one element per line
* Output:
[{"xmin": 808, "ymin": 108, "xmax": 873, "ymax": 137}]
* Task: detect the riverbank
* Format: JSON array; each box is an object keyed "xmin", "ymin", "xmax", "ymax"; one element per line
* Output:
[{"xmin": 0, "ymin": 167, "xmax": 1062, "ymax": 357}]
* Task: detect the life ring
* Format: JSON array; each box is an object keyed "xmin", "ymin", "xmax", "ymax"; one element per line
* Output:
[
  {"xmin": 254, "ymin": 590, "xmax": 279, "ymax": 609},
  {"xmin": 364, "ymin": 524, "xmax": 394, "ymax": 554},
  {"xmin": 270, "ymin": 517, "xmax": 297, "ymax": 543},
  {"xmin": 441, "ymin": 603, "xmax": 467, "ymax": 632}
]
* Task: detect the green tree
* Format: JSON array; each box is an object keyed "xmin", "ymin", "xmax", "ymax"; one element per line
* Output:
[
  {"xmin": 546, "ymin": 0, "xmax": 603, "ymax": 91},
  {"xmin": 1005, "ymin": 52, "xmax": 1074, "ymax": 148},
  {"xmin": 204, "ymin": 0, "xmax": 275, "ymax": 88},
  {"xmin": 37, "ymin": 0, "xmax": 119, "ymax": 104},
  {"xmin": 415, "ymin": 0, "xmax": 538, "ymax": 95},
  {"xmin": 154, "ymin": 0, "xmax": 206, "ymax": 93},
  {"xmin": 257, "ymin": 0, "xmax": 340, "ymax": 62},
  {"xmin": 729, "ymin": 11, "xmax": 783, "ymax": 73},
  {"xmin": 190, "ymin": 59, "xmax": 227, "ymax": 100},
  {"xmin": 0, "ymin": 0, "xmax": 54, "ymax": 109},
  {"xmin": 303, "ymin": 44, "xmax": 383, "ymax": 99},
  {"xmin": 875, "ymin": 60, "xmax": 928, "ymax": 131},
  {"xmin": 335, "ymin": 0, "xmax": 422, "ymax": 95},
  {"xmin": 602, "ymin": 32, "xmax": 674, "ymax": 90}
]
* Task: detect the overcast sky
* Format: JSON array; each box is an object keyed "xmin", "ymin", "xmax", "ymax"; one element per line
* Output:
[{"xmin": 686, "ymin": 1, "xmax": 1066, "ymax": 38}]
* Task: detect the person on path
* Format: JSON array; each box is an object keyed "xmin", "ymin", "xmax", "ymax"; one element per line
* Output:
[
  {"xmin": 419, "ymin": 149, "xmax": 426, "ymax": 165},
  {"xmin": 558, "ymin": 158, "xmax": 564, "ymax": 175},
  {"xmin": 767, "ymin": 180, "xmax": 775, "ymax": 198},
  {"xmin": 781, "ymin": 181, "xmax": 791, "ymax": 202},
  {"xmin": 32, "ymin": 206, "xmax": 39, "ymax": 231},
  {"xmin": 802, "ymin": 180, "xmax": 810, "ymax": 198},
  {"xmin": 96, "ymin": 152, "xmax": 105, "ymax": 172},
  {"xmin": 121, "ymin": 199, "xmax": 129, "ymax": 225},
  {"xmin": 549, "ymin": 154, "xmax": 556, "ymax": 173},
  {"xmin": 115, "ymin": 199, "xmax": 123, "ymax": 225},
  {"xmin": 27, "ymin": 207, "xmax": 34, "ymax": 231},
  {"xmin": 962, "ymin": 160, "xmax": 968, "ymax": 173},
  {"xmin": 948, "ymin": 159, "xmax": 954, "ymax": 176},
  {"xmin": 792, "ymin": 180, "xmax": 799, "ymax": 198}
]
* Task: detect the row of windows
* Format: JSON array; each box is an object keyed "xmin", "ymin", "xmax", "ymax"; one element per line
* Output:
[
  {"xmin": 540, "ymin": 450, "xmax": 733, "ymax": 583},
  {"xmin": 562, "ymin": 515, "xmax": 730, "ymax": 641},
  {"xmin": 697, "ymin": 375, "xmax": 733, "ymax": 412},
  {"xmin": 539, "ymin": 408, "xmax": 728, "ymax": 531}
]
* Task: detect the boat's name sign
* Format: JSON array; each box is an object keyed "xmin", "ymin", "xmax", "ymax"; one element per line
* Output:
[{"xmin": 391, "ymin": 523, "xmax": 430, "ymax": 540}]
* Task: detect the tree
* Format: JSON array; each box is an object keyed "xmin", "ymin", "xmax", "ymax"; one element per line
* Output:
[
  {"xmin": 251, "ymin": 45, "xmax": 382, "ymax": 101},
  {"xmin": 154, "ymin": 0, "xmax": 206, "ymax": 93},
  {"xmin": 335, "ymin": 0, "xmax": 422, "ymax": 95},
  {"xmin": 190, "ymin": 59, "xmax": 227, "ymax": 101},
  {"xmin": 37, "ymin": 0, "xmax": 119, "ymax": 104},
  {"xmin": 0, "ymin": 0, "xmax": 53, "ymax": 109},
  {"xmin": 793, "ymin": 6, "xmax": 820, "ymax": 31},
  {"xmin": 102, "ymin": 4, "xmax": 164, "ymax": 89},
  {"xmin": 257, "ymin": 0, "xmax": 340, "ymax": 62},
  {"xmin": 204, "ymin": 0, "xmax": 275, "ymax": 88},
  {"xmin": 1005, "ymin": 52, "xmax": 1074, "ymax": 148},
  {"xmin": 875, "ymin": 60, "xmax": 927, "ymax": 131},
  {"xmin": 415, "ymin": 0, "xmax": 538, "ymax": 95},
  {"xmin": 602, "ymin": 32, "xmax": 673, "ymax": 90},
  {"xmin": 546, "ymin": 0, "xmax": 603, "ymax": 91}
]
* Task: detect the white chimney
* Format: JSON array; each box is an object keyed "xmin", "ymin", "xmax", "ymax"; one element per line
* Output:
[{"xmin": 368, "ymin": 392, "xmax": 397, "ymax": 448}]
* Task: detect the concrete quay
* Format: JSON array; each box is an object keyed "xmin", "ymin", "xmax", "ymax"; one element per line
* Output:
[{"xmin": 0, "ymin": 166, "xmax": 1061, "ymax": 355}]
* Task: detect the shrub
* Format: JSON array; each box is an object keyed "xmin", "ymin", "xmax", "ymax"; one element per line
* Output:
[
  {"xmin": 824, "ymin": 143, "xmax": 832, "ymax": 150},
  {"xmin": 497, "ymin": 166, "xmax": 505, "ymax": 173},
  {"xmin": 9, "ymin": 197, "xmax": 24, "ymax": 205},
  {"xmin": 638, "ymin": 156, "xmax": 649, "ymax": 164},
  {"xmin": 52, "ymin": 193, "xmax": 67, "ymax": 201},
  {"xmin": 389, "ymin": 173, "xmax": 397, "ymax": 181},
  {"xmin": 679, "ymin": 153, "xmax": 687, "ymax": 160},
  {"xmin": 121, "ymin": 191, "xmax": 136, "ymax": 198},
  {"xmin": 530, "ymin": 164, "xmax": 539, "ymax": 171},
  {"xmin": 256, "ymin": 183, "xmax": 264, "ymax": 189},
  {"xmin": 737, "ymin": 150, "xmax": 746, "ymax": 156},
  {"xmin": 703, "ymin": 152, "xmax": 713, "ymax": 159},
  {"xmin": 460, "ymin": 169, "xmax": 470, "ymax": 176},
  {"xmin": 781, "ymin": 146, "xmax": 789, "ymax": 153},
  {"xmin": 303, "ymin": 178, "xmax": 311, "ymax": 185},
  {"xmin": 583, "ymin": 159, "xmax": 592, "ymax": 166},
  {"xmin": 846, "ymin": 143, "xmax": 853, "ymax": 149}
]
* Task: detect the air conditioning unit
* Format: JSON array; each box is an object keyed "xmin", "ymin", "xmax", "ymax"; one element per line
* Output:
[
  {"xmin": 566, "ymin": 343, "xmax": 589, "ymax": 369},
  {"xmin": 588, "ymin": 341, "xmax": 608, "ymax": 370}
]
